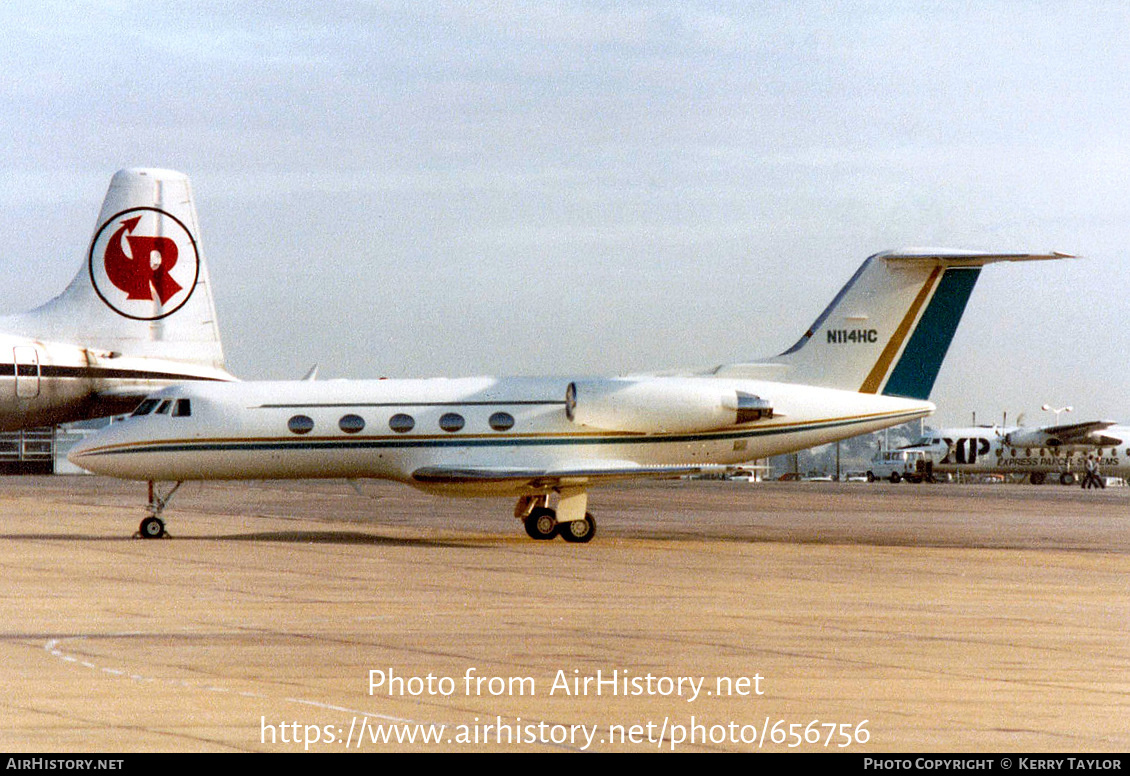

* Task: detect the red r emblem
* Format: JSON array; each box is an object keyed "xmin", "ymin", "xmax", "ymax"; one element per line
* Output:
[
  {"xmin": 103, "ymin": 216, "xmax": 183, "ymax": 303},
  {"xmin": 88, "ymin": 207, "xmax": 199, "ymax": 320}
]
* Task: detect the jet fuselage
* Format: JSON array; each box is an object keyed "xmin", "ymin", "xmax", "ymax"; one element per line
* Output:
[{"xmin": 71, "ymin": 377, "xmax": 933, "ymax": 497}]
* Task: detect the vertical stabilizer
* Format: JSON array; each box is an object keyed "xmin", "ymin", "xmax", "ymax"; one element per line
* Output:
[
  {"xmin": 747, "ymin": 249, "xmax": 1068, "ymax": 399},
  {"xmin": 1, "ymin": 168, "xmax": 226, "ymax": 370}
]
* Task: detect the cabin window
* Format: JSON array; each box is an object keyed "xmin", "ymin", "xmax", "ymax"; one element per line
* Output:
[
  {"xmin": 155, "ymin": 400, "xmax": 172, "ymax": 415},
  {"xmin": 288, "ymin": 415, "xmax": 315, "ymax": 435},
  {"xmin": 439, "ymin": 412, "xmax": 465, "ymax": 432},
  {"xmin": 339, "ymin": 414, "xmax": 365, "ymax": 434},
  {"xmin": 389, "ymin": 413, "xmax": 415, "ymax": 433},
  {"xmin": 173, "ymin": 399, "xmax": 192, "ymax": 417},
  {"xmin": 131, "ymin": 399, "xmax": 160, "ymax": 417},
  {"xmin": 489, "ymin": 412, "xmax": 515, "ymax": 431}
]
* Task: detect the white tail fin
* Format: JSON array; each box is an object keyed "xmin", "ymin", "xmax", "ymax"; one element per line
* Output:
[
  {"xmin": 1, "ymin": 168, "xmax": 225, "ymax": 370},
  {"xmin": 718, "ymin": 248, "xmax": 1070, "ymax": 400}
]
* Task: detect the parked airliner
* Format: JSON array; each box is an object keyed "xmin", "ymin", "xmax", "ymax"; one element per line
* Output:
[
  {"xmin": 903, "ymin": 420, "xmax": 1130, "ymax": 484},
  {"xmin": 70, "ymin": 248, "xmax": 1066, "ymax": 542},
  {"xmin": 0, "ymin": 168, "xmax": 234, "ymax": 430}
]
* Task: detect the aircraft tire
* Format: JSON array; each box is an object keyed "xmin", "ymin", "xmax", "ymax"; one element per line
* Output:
[
  {"xmin": 139, "ymin": 516, "xmax": 166, "ymax": 539},
  {"xmin": 524, "ymin": 508, "xmax": 558, "ymax": 540},
  {"xmin": 559, "ymin": 513, "xmax": 596, "ymax": 544}
]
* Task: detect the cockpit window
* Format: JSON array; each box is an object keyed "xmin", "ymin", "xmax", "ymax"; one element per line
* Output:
[
  {"xmin": 155, "ymin": 400, "xmax": 172, "ymax": 415},
  {"xmin": 173, "ymin": 399, "xmax": 192, "ymax": 417},
  {"xmin": 131, "ymin": 399, "xmax": 161, "ymax": 417}
]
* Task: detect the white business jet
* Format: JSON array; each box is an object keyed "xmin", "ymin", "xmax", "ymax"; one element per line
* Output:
[
  {"xmin": 905, "ymin": 421, "xmax": 1130, "ymax": 484},
  {"xmin": 69, "ymin": 248, "xmax": 1066, "ymax": 542},
  {"xmin": 0, "ymin": 168, "xmax": 233, "ymax": 430}
]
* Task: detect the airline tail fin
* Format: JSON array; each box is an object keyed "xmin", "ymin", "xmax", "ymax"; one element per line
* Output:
[
  {"xmin": 1, "ymin": 168, "xmax": 226, "ymax": 371},
  {"xmin": 718, "ymin": 248, "xmax": 1070, "ymax": 400}
]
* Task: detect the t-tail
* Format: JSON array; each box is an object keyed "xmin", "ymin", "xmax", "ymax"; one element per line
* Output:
[
  {"xmin": 0, "ymin": 168, "xmax": 230, "ymax": 377},
  {"xmin": 717, "ymin": 248, "xmax": 1070, "ymax": 400}
]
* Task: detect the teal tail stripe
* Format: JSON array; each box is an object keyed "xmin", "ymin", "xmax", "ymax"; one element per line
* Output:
[{"xmin": 882, "ymin": 267, "xmax": 981, "ymax": 400}]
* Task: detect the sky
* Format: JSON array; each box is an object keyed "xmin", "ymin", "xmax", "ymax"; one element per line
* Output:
[{"xmin": 0, "ymin": 1, "xmax": 1128, "ymax": 428}]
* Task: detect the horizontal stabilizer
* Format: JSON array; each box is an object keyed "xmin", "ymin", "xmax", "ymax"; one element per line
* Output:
[{"xmin": 877, "ymin": 248, "xmax": 1075, "ymax": 265}]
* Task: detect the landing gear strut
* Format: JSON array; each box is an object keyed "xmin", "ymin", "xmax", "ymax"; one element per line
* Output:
[{"xmin": 137, "ymin": 480, "xmax": 183, "ymax": 539}]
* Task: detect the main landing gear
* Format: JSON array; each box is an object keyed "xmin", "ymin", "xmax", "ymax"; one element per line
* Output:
[
  {"xmin": 515, "ymin": 493, "xmax": 597, "ymax": 543},
  {"xmin": 136, "ymin": 481, "xmax": 183, "ymax": 539}
]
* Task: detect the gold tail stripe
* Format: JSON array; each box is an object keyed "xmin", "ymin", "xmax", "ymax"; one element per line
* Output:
[{"xmin": 859, "ymin": 266, "xmax": 942, "ymax": 394}]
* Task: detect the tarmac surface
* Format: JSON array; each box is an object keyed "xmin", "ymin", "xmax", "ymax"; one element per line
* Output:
[{"xmin": 1, "ymin": 475, "xmax": 1126, "ymax": 753}]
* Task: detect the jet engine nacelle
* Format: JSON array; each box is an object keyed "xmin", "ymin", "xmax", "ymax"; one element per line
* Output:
[
  {"xmin": 1003, "ymin": 429, "xmax": 1061, "ymax": 448},
  {"xmin": 565, "ymin": 378, "xmax": 772, "ymax": 434}
]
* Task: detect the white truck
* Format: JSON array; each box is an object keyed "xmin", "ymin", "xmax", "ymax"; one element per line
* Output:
[{"xmin": 866, "ymin": 448, "xmax": 936, "ymax": 483}]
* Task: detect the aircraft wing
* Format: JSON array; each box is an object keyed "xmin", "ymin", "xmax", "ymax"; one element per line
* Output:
[
  {"xmin": 1043, "ymin": 420, "xmax": 1122, "ymax": 446},
  {"xmin": 411, "ymin": 462, "xmax": 729, "ymax": 489}
]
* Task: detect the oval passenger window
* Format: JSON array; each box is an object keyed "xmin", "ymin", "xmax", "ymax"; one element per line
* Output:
[
  {"xmin": 288, "ymin": 415, "xmax": 315, "ymax": 435},
  {"xmin": 339, "ymin": 414, "xmax": 365, "ymax": 434},
  {"xmin": 389, "ymin": 413, "xmax": 415, "ymax": 433},
  {"xmin": 439, "ymin": 413, "xmax": 465, "ymax": 432},
  {"xmin": 489, "ymin": 412, "xmax": 515, "ymax": 431}
]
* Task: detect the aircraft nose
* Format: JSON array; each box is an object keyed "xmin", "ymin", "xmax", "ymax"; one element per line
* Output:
[
  {"xmin": 66, "ymin": 427, "xmax": 124, "ymax": 476},
  {"xmin": 66, "ymin": 435, "xmax": 100, "ymax": 473}
]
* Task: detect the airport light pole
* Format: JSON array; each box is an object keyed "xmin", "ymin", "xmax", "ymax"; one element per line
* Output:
[{"xmin": 1041, "ymin": 404, "xmax": 1073, "ymax": 424}]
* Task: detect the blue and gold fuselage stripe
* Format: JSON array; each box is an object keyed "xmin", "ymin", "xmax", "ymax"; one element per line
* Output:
[{"xmin": 74, "ymin": 408, "xmax": 926, "ymax": 458}]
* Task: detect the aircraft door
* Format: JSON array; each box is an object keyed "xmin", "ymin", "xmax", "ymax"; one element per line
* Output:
[{"xmin": 13, "ymin": 346, "xmax": 41, "ymax": 399}]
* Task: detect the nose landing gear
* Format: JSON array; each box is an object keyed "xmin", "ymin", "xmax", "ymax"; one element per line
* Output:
[{"xmin": 136, "ymin": 481, "xmax": 183, "ymax": 539}]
